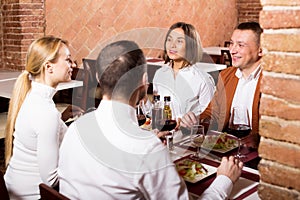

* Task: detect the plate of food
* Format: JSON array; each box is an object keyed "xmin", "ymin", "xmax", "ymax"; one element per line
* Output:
[
  {"xmin": 140, "ymin": 118, "xmax": 152, "ymax": 130},
  {"xmin": 202, "ymin": 131, "xmax": 238, "ymax": 153},
  {"xmin": 175, "ymin": 158, "xmax": 217, "ymax": 183}
]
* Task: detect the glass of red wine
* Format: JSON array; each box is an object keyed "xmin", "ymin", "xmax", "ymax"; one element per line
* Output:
[
  {"xmin": 155, "ymin": 119, "xmax": 177, "ymax": 143},
  {"xmin": 136, "ymin": 105, "xmax": 147, "ymax": 126},
  {"xmin": 227, "ymin": 106, "xmax": 251, "ymax": 159}
]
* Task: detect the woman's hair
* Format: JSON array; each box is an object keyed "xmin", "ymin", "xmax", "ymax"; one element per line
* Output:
[
  {"xmin": 96, "ymin": 40, "xmax": 146, "ymax": 101},
  {"xmin": 163, "ymin": 22, "xmax": 203, "ymax": 68},
  {"xmin": 5, "ymin": 36, "xmax": 68, "ymax": 166}
]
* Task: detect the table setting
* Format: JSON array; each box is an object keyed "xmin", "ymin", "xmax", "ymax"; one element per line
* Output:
[{"xmin": 168, "ymin": 128, "xmax": 260, "ymax": 200}]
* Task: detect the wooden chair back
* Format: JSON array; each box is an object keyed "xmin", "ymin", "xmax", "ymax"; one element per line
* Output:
[
  {"xmin": 220, "ymin": 49, "xmax": 232, "ymax": 67},
  {"xmin": 82, "ymin": 58, "xmax": 99, "ymax": 111},
  {"xmin": 39, "ymin": 183, "xmax": 69, "ymax": 200},
  {"xmin": 224, "ymin": 41, "xmax": 231, "ymax": 47},
  {"xmin": 0, "ymin": 171, "xmax": 9, "ymax": 200}
]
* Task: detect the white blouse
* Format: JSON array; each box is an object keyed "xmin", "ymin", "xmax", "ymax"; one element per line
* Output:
[
  {"xmin": 4, "ymin": 81, "xmax": 67, "ymax": 200},
  {"xmin": 153, "ymin": 63, "xmax": 215, "ymax": 119}
]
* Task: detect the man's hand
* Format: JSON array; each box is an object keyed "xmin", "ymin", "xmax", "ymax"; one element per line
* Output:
[
  {"xmin": 180, "ymin": 111, "xmax": 198, "ymax": 128},
  {"xmin": 217, "ymin": 156, "xmax": 243, "ymax": 183},
  {"xmin": 61, "ymin": 105, "xmax": 84, "ymax": 122}
]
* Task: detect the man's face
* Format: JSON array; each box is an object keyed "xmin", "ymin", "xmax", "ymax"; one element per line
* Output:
[{"xmin": 229, "ymin": 29, "xmax": 262, "ymax": 70}]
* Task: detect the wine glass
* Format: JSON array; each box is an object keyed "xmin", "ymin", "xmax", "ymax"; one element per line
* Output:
[
  {"xmin": 228, "ymin": 106, "xmax": 251, "ymax": 159},
  {"xmin": 136, "ymin": 104, "xmax": 146, "ymax": 126},
  {"xmin": 140, "ymin": 99, "xmax": 152, "ymax": 118},
  {"xmin": 189, "ymin": 125, "xmax": 205, "ymax": 161}
]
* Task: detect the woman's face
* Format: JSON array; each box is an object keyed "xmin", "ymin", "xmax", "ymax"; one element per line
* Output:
[
  {"xmin": 51, "ymin": 44, "xmax": 74, "ymax": 85},
  {"xmin": 166, "ymin": 28, "xmax": 186, "ymax": 61}
]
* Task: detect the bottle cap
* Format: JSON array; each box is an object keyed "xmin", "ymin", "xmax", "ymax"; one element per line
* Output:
[
  {"xmin": 153, "ymin": 94, "xmax": 160, "ymax": 101},
  {"xmin": 164, "ymin": 96, "xmax": 171, "ymax": 102}
]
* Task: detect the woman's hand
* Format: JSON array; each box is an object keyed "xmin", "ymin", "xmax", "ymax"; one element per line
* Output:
[{"xmin": 180, "ymin": 111, "xmax": 198, "ymax": 128}]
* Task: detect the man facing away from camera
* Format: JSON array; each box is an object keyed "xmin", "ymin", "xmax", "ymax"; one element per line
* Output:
[{"xmin": 58, "ymin": 40, "xmax": 243, "ymax": 199}]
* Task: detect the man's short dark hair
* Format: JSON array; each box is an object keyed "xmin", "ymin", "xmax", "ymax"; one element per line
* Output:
[
  {"xmin": 96, "ymin": 40, "xmax": 146, "ymax": 100},
  {"xmin": 237, "ymin": 22, "xmax": 263, "ymax": 45}
]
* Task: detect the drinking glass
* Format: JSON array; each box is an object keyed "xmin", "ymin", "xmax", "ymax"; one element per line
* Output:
[
  {"xmin": 136, "ymin": 104, "xmax": 146, "ymax": 126},
  {"xmin": 140, "ymin": 99, "xmax": 152, "ymax": 118},
  {"xmin": 189, "ymin": 125, "xmax": 205, "ymax": 161},
  {"xmin": 228, "ymin": 106, "xmax": 251, "ymax": 159}
]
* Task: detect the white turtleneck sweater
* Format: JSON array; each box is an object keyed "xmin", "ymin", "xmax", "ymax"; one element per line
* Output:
[{"xmin": 4, "ymin": 81, "xmax": 67, "ymax": 200}]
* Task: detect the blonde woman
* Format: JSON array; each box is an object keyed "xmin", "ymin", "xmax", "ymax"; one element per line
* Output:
[{"xmin": 4, "ymin": 36, "xmax": 83, "ymax": 199}]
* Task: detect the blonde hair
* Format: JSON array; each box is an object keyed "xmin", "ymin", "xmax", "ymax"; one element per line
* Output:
[{"xmin": 5, "ymin": 36, "xmax": 68, "ymax": 166}]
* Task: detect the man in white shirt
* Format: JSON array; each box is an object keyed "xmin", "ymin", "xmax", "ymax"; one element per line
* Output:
[
  {"xmin": 58, "ymin": 40, "xmax": 243, "ymax": 199},
  {"xmin": 181, "ymin": 22, "xmax": 263, "ymax": 149}
]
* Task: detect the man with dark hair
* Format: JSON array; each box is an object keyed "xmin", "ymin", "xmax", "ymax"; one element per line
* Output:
[
  {"xmin": 58, "ymin": 40, "xmax": 243, "ymax": 199},
  {"xmin": 182, "ymin": 22, "xmax": 263, "ymax": 148}
]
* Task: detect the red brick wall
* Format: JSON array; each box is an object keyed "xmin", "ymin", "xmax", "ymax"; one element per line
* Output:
[
  {"xmin": 237, "ymin": 0, "xmax": 262, "ymax": 23},
  {"xmin": 45, "ymin": 0, "xmax": 238, "ymax": 65},
  {"xmin": 258, "ymin": 0, "xmax": 300, "ymax": 199},
  {"xmin": 0, "ymin": 0, "xmax": 45, "ymax": 71}
]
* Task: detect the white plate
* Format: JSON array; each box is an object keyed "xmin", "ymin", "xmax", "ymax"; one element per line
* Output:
[
  {"xmin": 202, "ymin": 131, "xmax": 238, "ymax": 154},
  {"xmin": 175, "ymin": 158, "xmax": 217, "ymax": 183}
]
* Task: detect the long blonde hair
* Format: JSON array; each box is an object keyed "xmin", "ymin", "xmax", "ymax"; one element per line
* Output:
[{"xmin": 5, "ymin": 36, "xmax": 68, "ymax": 166}]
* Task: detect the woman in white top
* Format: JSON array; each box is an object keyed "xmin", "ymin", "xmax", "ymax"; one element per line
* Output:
[
  {"xmin": 4, "ymin": 36, "xmax": 82, "ymax": 199},
  {"xmin": 153, "ymin": 22, "xmax": 215, "ymax": 123}
]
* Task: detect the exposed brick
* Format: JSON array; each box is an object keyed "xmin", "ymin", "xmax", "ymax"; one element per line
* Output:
[
  {"xmin": 261, "ymin": 75, "xmax": 300, "ymax": 104},
  {"xmin": 260, "ymin": 10, "xmax": 300, "ymax": 29},
  {"xmin": 261, "ymin": 0, "xmax": 300, "ymax": 6},
  {"xmin": 262, "ymin": 53, "xmax": 300, "ymax": 75},
  {"xmin": 258, "ymin": 159, "xmax": 300, "ymax": 191},
  {"xmin": 258, "ymin": 182, "xmax": 300, "ymax": 200},
  {"xmin": 1, "ymin": 0, "xmax": 44, "ymax": 70},
  {"xmin": 260, "ymin": 117, "xmax": 300, "ymax": 145},
  {"xmin": 262, "ymin": 33, "xmax": 300, "ymax": 52},
  {"xmin": 260, "ymin": 96, "xmax": 300, "ymax": 121},
  {"xmin": 259, "ymin": 137, "xmax": 300, "ymax": 168}
]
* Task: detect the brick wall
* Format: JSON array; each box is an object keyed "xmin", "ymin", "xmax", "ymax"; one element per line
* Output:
[
  {"xmin": 45, "ymin": 0, "xmax": 238, "ymax": 65},
  {"xmin": 258, "ymin": 0, "xmax": 300, "ymax": 199},
  {"xmin": 0, "ymin": 5, "xmax": 3, "ymax": 68},
  {"xmin": 0, "ymin": 0, "xmax": 45, "ymax": 71},
  {"xmin": 237, "ymin": 0, "xmax": 262, "ymax": 23}
]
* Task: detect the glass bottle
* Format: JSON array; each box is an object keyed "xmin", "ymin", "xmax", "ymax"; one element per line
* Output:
[
  {"xmin": 151, "ymin": 94, "xmax": 162, "ymax": 130},
  {"xmin": 163, "ymin": 96, "xmax": 172, "ymax": 120}
]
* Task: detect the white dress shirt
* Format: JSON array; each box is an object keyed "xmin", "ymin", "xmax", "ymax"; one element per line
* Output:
[
  {"xmin": 4, "ymin": 81, "xmax": 67, "ymax": 200},
  {"xmin": 231, "ymin": 66, "xmax": 262, "ymax": 128},
  {"xmin": 152, "ymin": 63, "xmax": 215, "ymax": 119},
  {"xmin": 58, "ymin": 100, "xmax": 234, "ymax": 199}
]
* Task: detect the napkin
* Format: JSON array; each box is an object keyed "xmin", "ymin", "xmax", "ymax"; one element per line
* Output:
[{"xmin": 229, "ymin": 177, "xmax": 259, "ymax": 199}]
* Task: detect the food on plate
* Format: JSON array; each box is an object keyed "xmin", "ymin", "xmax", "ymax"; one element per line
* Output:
[
  {"xmin": 203, "ymin": 132, "xmax": 237, "ymax": 150},
  {"xmin": 175, "ymin": 159, "xmax": 208, "ymax": 180},
  {"xmin": 140, "ymin": 118, "xmax": 152, "ymax": 130}
]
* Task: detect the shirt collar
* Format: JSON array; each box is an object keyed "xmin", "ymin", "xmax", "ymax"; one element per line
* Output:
[
  {"xmin": 235, "ymin": 64, "xmax": 262, "ymax": 80},
  {"xmin": 31, "ymin": 81, "xmax": 57, "ymax": 99}
]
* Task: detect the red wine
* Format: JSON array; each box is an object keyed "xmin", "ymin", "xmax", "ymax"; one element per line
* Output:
[
  {"xmin": 137, "ymin": 115, "xmax": 146, "ymax": 126},
  {"xmin": 156, "ymin": 119, "xmax": 177, "ymax": 131},
  {"xmin": 227, "ymin": 125, "xmax": 251, "ymax": 138}
]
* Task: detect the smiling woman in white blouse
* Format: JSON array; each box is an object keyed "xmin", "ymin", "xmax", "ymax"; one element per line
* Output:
[
  {"xmin": 4, "ymin": 36, "xmax": 82, "ymax": 199},
  {"xmin": 152, "ymin": 22, "xmax": 215, "ymax": 125}
]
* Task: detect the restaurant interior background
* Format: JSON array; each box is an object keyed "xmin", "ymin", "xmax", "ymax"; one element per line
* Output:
[{"xmin": 0, "ymin": 0, "xmax": 299, "ymax": 199}]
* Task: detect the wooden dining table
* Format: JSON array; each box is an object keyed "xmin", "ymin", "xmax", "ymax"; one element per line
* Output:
[{"xmin": 170, "ymin": 131, "xmax": 260, "ymax": 199}]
